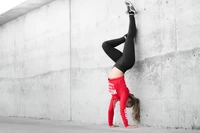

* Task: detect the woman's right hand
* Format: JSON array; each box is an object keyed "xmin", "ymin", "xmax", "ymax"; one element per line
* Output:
[
  {"xmin": 110, "ymin": 125, "xmax": 119, "ymax": 128},
  {"xmin": 126, "ymin": 125, "xmax": 138, "ymax": 128}
]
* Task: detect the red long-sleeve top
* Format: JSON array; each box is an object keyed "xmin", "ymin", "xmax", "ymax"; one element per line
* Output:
[{"xmin": 108, "ymin": 76, "xmax": 130, "ymax": 127}]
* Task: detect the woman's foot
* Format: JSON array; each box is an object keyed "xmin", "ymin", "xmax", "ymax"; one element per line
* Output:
[{"xmin": 125, "ymin": 0, "xmax": 137, "ymax": 14}]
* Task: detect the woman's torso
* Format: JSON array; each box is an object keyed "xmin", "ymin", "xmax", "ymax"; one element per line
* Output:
[{"xmin": 108, "ymin": 75, "xmax": 129, "ymax": 100}]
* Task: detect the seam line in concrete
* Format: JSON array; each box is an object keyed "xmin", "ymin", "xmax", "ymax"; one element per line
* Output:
[{"xmin": 69, "ymin": 0, "xmax": 72, "ymax": 121}]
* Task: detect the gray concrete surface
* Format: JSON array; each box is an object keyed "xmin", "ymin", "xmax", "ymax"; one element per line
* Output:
[
  {"xmin": 0, "ymin": 0, "xmax": 56, "ymax": 26},
  {"xmin": 0, "ymin": 0, "xmax": 71, "ymax": 121},
  {"xmin": 0, "ymin": 116, "xmax": 199, "ymax": 133},
  {"xmin": 0, "ymin": 0, "xmax": 200, "ymax": 130}
]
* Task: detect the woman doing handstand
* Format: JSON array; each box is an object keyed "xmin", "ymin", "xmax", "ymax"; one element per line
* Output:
[{"xmin": 102, "ymin": 0, "xmax": 140, "ymax": 128}]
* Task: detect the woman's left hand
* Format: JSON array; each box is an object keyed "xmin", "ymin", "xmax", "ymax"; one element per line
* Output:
[{"xmin": 126, "ymin": 125, "xmax": 138, "ymax": 128}]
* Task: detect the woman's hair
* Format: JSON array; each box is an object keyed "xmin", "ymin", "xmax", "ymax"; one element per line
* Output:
[{"xmin": 128, "ymin": 94, "xmax": 140, "ymax": 123}]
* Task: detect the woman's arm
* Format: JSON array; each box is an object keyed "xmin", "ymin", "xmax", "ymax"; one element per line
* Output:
[
  {"xmin": 120, "ymin": 94, "xmax": 129, "ymax": 127},
  {"xmin": 108, "ymin": 97, "xmax": 117, "ymax": 127},
  {"xmin": 120, "ymin": 93, "xmax": 138, "ymax": 128}
]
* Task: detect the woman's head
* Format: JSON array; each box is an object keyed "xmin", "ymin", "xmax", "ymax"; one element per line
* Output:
[
  {"xmin": 126, "ymin": 94, "xmax": 135, "ymax": 108},
  {"xmin": 126, "ymin": 94, "xmax": 140, "ymax": 123}
]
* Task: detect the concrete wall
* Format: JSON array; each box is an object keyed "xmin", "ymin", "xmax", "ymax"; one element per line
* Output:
[
  {"xmin": 70, "ymin": 0, "xmax": 200, "ymax": 129},
  {"xmin": 0, "ymin": 0, "xmax": 71, "ymax": 120},
  {"xmin": 0, "ymin": 0, "xmax": 200, "ymax": 129}
]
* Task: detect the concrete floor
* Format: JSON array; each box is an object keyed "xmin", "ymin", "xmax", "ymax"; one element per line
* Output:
[{"xmin": 0, "ymin": 116, "xmax": 199, "ymax": 133}]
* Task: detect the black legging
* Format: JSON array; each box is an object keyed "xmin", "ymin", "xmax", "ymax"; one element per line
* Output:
[{"xmin": 102, "ymin": 15, "xmax": 136, "ymax": 73}]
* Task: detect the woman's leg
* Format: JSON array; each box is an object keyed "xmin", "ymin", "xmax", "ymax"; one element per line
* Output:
[
  {"xmin": 102, "ymin": 35, "xmax": 126, "ymax": 62},
  {"xmin": 114, "ymin": 14, "xmax": 137, "ymax": 73}
]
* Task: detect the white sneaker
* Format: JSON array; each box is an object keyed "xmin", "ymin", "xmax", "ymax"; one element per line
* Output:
[{"xmin": 125, "ymin": 0, "xmax": 137, "ymax": 14}]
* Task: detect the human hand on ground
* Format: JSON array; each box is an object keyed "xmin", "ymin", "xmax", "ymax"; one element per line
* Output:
[
  {"xmin": 126, "ymin": 125, "xmax": 138, "ymax": 128},
  {"xmin": 110, "ymin": 125, "xmax": 119, "ymax": 128}
]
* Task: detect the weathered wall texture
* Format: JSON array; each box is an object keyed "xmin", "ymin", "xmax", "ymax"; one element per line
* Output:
[
  {"xmin": 0, "ymin": 0, "xmax": 200, "ymax": 129},
  {"xmin": 0, "ymin": 0, "xmax": 71, "ymax": 120},
  {"xmin": 70, "ymin": 0, "xmax": 200, "ymax": 129}
]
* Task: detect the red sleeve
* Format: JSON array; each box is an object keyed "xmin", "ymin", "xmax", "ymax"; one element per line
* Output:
[
  {"xmin": 120, "ymin": 93, "xmax": 129, "ymax": 127},
  {"xmin": 108, "ymin": 96, "xmax": 117, "ymax": 126}
]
